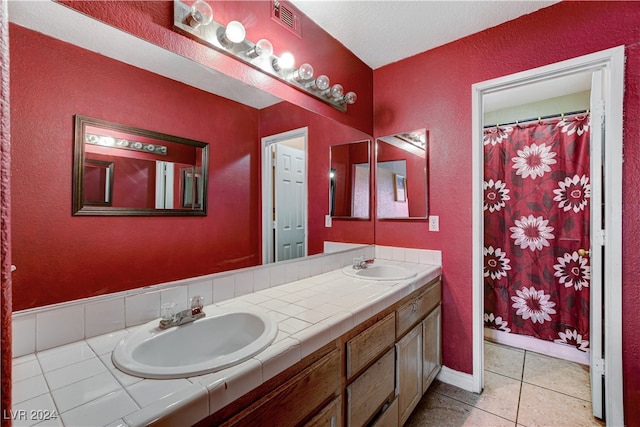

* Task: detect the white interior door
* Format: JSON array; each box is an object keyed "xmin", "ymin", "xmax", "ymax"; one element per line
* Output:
[
  {"xmin": 274, "ymin": 143, "xmax": 306, "ymax": 262},
  {"xmin": 589, "ymin": 69, "xmax": 605, "ymax": 420}
]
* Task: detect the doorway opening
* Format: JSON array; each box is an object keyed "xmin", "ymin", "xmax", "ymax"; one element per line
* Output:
[
  {"xmin": 261, "ymin": 127, "xmax": 308, "ymax": 264},
  {"xmin": 472, "ymin": 47, "xmax": 624, "ymax": 425}
]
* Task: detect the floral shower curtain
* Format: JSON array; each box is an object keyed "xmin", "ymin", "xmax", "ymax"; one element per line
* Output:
[{"xmin": 483, "ymin": 114, "xmax": 591, "ymax": 352}]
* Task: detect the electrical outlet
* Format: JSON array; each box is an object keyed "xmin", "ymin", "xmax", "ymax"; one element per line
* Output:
[
  {"xmin": 325, "ymin": 214, "xmax": 332, "ymax": 227},
  {"xmin": 429, "ymin": 215, "xmax": 439, "ymax": 232}
]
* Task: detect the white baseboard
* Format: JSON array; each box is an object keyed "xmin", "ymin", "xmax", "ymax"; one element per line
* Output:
[
  {"xmin": 436, "ymin": 366, "xmax": 475, "ymax": 392},
  {"xmin": 484, "ymin": 328, "xmax": 590, "ymax": 365}
]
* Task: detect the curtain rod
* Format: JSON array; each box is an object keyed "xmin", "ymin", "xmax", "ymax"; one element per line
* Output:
[{"xmin": 483, "ymin": 109, "xmax": 588, "ymax": 129}]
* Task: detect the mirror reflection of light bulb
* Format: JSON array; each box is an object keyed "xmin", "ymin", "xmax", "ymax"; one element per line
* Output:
[
  {"xmin": 342, "ymin": 91, "xmax": 357, "ymax": 105},
  {"xmin": 330, "ymin": 84, "xmax": 344, "ymax": 99},
  {"xmin": 246, "ymin": 39, "xmax": 273, "ymax": 59},
  {"xmin": 272, "ymin": 52, "xmax": 295, "ymax": 71},
  {"xmin": 189, "ymin": 0, "xmax": 213, "ymax": 29},
  {"xmin": 292, "ymin": 63, "xmax": 314, "ymax": 82},
  {"xmin": 225, "ymin": 21, "xmax": 246, "ymax": 43}
]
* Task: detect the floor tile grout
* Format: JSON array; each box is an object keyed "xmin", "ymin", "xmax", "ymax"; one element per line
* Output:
[{"xmin": 407, "ymin": 341, "xmax": 598, "ymax": 426}]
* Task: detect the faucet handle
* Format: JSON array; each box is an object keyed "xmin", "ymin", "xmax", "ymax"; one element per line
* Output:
[{"xmin": 190, "ymin": 295, "xmax": 204, "ymax": 315}]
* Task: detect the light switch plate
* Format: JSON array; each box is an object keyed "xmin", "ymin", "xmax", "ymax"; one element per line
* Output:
[
  {"xmin": 325, "ymin": 215, "xmax": 332, "ymax": 227},
  {"xmin": 429, "ymin": 215, "xmax": 439, "ymax": 232}
]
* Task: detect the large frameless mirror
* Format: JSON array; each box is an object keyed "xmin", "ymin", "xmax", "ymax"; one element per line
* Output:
[
  {"xmin": 73, "ymin": 115, "xmax": 209, "ymax": 216},
  {"xmin": 376, "ymin": 129, "xmax": 428, "ymax": 219},
  {"xmin": 329, "ymin": 139, "xmax": 371, "ymax": 219}
]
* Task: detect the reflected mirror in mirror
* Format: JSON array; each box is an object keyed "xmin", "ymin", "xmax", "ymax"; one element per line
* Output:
[
  {"xmin": 376, "ymin": 129, "xmax": 428, "ymax": 219},
  {"xmin": 73, "ymin": 115, "xmax": 209, "ymax": 216},
  {"xmin": 329, "ymin": 140, "xmax": 371, "ymax": 219}
]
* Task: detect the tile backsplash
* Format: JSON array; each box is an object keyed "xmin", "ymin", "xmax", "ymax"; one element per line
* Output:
[{"xmin": 12, "ymin": 244, "xmax": 441, "ymax": 357}]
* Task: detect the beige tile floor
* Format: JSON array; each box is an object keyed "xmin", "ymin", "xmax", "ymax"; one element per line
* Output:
[{"xmin": 405, "ymin": 341, "xmax": 605, "ymax": 427}]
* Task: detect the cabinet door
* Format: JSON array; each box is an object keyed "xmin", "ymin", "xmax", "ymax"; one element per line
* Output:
[
  {"xmin": 396, "ymin": 323, "xmax": 422, "ymax": 426},
  {"xmin": 422, "ymin": 305, "xmax": 442, "ymax": 393},
  {"xmin": 305, "ymin": 396, "xmax": 342, "ymax": 427}
]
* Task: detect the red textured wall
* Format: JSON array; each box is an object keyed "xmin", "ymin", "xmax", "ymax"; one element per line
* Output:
[
  {"xmin": 0, "ymin": 0, "xmax": 11, "ymax": 423},
  {"xmin": 58, "ymin": 0, "xmax": 373, "ymax": 135},
  {"xmin": 373, "ymin": 1, "xmax": 640, "ymax": 423},
  {"xmin": 10, "ymin": 25, "xmax": 261, "ymax": 310},
  {"xmin": 259, "ymin": 102, "xmax": 375, "ymax": 254}
]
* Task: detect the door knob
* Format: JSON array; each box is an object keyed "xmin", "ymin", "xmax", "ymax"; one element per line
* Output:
[{"xmin": 578, "ymin": 248, "xmax": 590, "ymax": 256}]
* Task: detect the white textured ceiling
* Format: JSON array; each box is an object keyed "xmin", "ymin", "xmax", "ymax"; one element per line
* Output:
[
  {"xmin": 9, "ymin": 0, "xmax": 565, "ymax": 111},
  {"xmin": 290, "ymin": 0, "xmax": 559, "ymax": 69}
]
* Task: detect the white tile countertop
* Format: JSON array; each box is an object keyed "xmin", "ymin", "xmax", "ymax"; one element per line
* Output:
[{"xmin": 11, "ymin": 260, "xmax": 441, "ymax": 427}]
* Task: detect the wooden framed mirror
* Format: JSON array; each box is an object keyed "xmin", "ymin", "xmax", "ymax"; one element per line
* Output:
[{"xmin": 73, "ymin": 115, "xmax": 209, "ymax": 216}]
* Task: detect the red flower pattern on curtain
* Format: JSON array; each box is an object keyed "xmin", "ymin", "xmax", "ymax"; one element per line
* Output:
[{"xmin": 483, "ymin": 114, "xmax": 591, "ymax": 352}]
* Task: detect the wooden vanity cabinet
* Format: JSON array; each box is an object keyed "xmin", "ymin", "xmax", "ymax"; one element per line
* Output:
[
  {"xmin": 210, "ymin": 276, "xmax": 441, "ymax": 427},
  {"xmin": 346, "ymin": 312, "xmax": 395, "ymax": 379},
  {"xmin": 305, "ymin": 396, "xmax": 342, "ymax": 427},
  {"xmin": 395, "ymin": 279, "xmax": 442, "ymax": 426},
  {"xmin": 223, "ymin": 348, "xmax": 341, "ymax": 427},
  {"xmin": 346, "ymin": 348, "xmax": 395, "ymax": 426},
  {"xmin": 370, "ymin": 398, "xmax": 399, "ymax": 427},
  {"xmin": 422, "ymin": 305, "xmax": 442, "ymax": 392},
  {"xmin": 396, "ymin": 323, "xmax": 422, "ymax": 426}
]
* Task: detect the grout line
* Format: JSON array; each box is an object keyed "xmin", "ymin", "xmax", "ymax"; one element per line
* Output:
[{"xmin": 514, "ymin": 350, "xmax": 526, "ymax": 426}]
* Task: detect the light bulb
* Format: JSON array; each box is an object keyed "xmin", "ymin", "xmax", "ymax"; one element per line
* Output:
[
  {"xmin": 225, "ymin": 21, "xmax": 246, "ymax": 43},
  {"xmin": 330, "ymin": 84, "xmax": 344, "ymax": 99},
  {"xmin": 272, "ymin": 52, "xmax": 295, "ymax": 72},
  {"xmin": 188, "ymin": 0, "xmax": 213, "ymax": 29},
  {"xmin": 292, "ymin": 63, "xmax": 314, "ymax": 82},
  {"xmin": 307, "ymin": 75, "xmax": 330, "ymax": 91},
  {"xmin": 342, "ymin": 91, "xmax": 357, "ymax": 105},
  {"xmin": 218, "ymin": 20, "xmax": 246, "ymax": 48},
  {"xmin": 246, "ymin": 39, "xmax": 273, "ymax": 59}
]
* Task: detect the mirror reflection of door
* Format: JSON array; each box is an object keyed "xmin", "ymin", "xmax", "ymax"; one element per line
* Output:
[
  {"xmin": 263, "ymin": 128, "xmax": 308, "ymax": 264},
  {"xmin": 274, "ymin": 143, "xmax": 306, "ymax": 262}
]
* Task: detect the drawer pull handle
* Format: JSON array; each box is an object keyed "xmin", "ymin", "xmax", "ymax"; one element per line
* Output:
[{"xmin": 412, "ymin": 301, "xmax": 418, "ymax": 313}]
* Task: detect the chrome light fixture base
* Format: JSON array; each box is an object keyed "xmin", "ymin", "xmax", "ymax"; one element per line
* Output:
[{"xmin": 173, "ymin": 0, "xmax": 350, "ymax": 112}]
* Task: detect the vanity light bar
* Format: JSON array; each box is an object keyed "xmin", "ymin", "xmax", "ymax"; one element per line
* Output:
[
  {"xmin": 85, "ymin": 133, "xmax": 168, "ymax": 156},
  {"xmin": 172, "ymin": 0, "xmax": 356, "ymax": 113}
]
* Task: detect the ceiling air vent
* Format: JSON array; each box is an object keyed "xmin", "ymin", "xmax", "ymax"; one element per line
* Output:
[{"xmin": 272, "ymin": 0, "xmax": 302, "ymax": 38}]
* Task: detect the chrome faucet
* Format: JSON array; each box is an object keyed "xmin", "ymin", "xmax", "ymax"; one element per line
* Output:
[
  {"xmin": 159, "ymin": 296, "xmax": 205, "ymax": 329},
  {"xmin": 352, "ymin": 257, "xmax": 374, "ymax": 270}
]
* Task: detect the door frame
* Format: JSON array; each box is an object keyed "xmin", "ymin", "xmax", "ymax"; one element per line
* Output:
[
  {"xmin": 261, "ymin": 127, "xmax": 309, "ymax": 264},
  {"xmin": 471, "ymin": 46, "xmax": 624, "ymax": 425}
]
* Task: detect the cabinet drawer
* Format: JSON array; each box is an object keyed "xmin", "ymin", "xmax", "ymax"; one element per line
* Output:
[
  {"xmin": 371, "ymin": 398, "xmax": 398, "ymax": 427},
  {"xmin": 225, "ymin": 349, "xmax": 340, "ymax": 427},
  {"xmin": 396, "ymin": 280, "xmax": 441, "ymax": 337},
  {"xmin": 305, "ymin": 396, "xmax": 342, "ymax": 427},
  {"xmin": 346, "ymin": 312, "xmax": 395, "ymax": 379},
  {"xmin": 347, "ymin": 348, "xmax": 395, "ymax": 427}
]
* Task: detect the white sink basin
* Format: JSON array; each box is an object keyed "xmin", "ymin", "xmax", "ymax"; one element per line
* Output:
[
  {"xmin": 112, "ymin": 307, "xmax": 278, "ymax": 379},
  {"xmin": 343, "ymin": 264, "xmax": 417, "ymax": 281}
]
